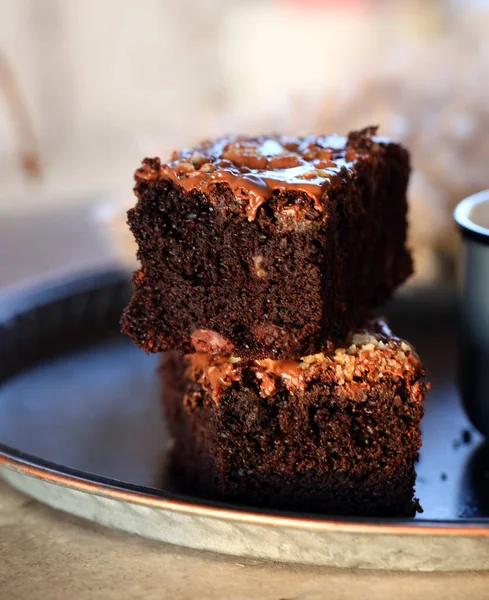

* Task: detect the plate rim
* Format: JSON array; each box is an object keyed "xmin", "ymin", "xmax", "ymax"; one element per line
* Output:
[{"xmin": 2, "ymin": 445, "xmax": 489, "ymax": 537}]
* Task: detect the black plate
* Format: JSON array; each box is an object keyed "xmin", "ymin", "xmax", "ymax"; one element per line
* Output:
[{"xmin": 0, "ymin": 269, "xmax": 487, "ymax": 522}]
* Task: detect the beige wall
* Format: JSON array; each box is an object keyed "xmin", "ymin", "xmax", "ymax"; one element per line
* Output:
[{"xmin": 0, "ymin": 0, "xmax": 447, "ymax": 210}]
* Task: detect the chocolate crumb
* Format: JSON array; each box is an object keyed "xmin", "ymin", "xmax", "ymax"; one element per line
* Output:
[{"xmin": 453, "ymin": 429, "xmax": 473, "ymax": 449}]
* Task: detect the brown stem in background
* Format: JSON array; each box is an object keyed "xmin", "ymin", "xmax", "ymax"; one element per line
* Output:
[{"xmin": 0, "ymin": 50, "xmax": 41, "ymax": 178}]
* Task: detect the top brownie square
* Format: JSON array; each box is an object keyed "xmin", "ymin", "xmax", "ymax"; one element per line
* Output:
[{"xmin": 122, "ymin": 126, "xmax": 412, "ymax": 359}]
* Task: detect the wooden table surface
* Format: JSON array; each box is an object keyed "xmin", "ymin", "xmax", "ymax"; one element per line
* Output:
[{"xmin": 1, "ymin": 207, "xmax": 489, "ymax": 599}]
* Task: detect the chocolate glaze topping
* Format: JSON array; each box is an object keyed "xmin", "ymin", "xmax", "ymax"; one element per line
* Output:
[
  {"xmin": 185, "ymin": 353, "xmax": 240, "ymax": 398},
  {"xmin": 136, "ymin": 126, "xmax": 384, "ymax": 220},
  {"xmin": 186, "ymin": 318, "xmax": 425, "ymax": 402}
]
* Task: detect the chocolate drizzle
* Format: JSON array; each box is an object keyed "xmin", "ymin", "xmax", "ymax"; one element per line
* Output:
[
  {"xmin": 135, "ymin": 128, "xmax": 384, "ymax": 221},
  {"xmin": 187, "ymin": 354, "xmax": 240, "ymax": 400},
  {"xmin": 186, "ymin": 318, "xmax": 424, "ymax": 402}
]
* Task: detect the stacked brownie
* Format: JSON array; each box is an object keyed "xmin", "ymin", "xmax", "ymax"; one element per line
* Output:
[{"xmin": 122, "ymin": 126, "xmax": 427, "ymax": 517}]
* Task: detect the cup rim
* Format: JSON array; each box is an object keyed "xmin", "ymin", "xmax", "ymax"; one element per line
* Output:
[{"xmin": 454, "ymin": 189, "xmax": 489, "ymax": 245}]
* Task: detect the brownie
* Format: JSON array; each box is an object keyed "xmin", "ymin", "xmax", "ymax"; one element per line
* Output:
[
  {"xmin": 161, "ymin": 318, "xmax": 426, "ymax": 517},
  {"xmin": 122, "ymin": 126, "xmax": 412, "ymax": 359}
]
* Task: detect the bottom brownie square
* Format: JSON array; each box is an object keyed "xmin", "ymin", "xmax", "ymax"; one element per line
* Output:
[{"xmin": 161, "ymin": 318, "xmax": 426, "ymax": 517}]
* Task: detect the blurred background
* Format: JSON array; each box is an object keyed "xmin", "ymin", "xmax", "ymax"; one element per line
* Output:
[{"xmin": 1, "ymin": 0, "xmax": 489, "ymax": 287}]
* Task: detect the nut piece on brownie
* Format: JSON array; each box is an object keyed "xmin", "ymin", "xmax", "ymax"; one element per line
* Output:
[
  {"xmin": 122, "ymin": 127, "xmax": 412, "ymax": 359},
  {"xmin": 160, "ymin": 318, "xmax": 426, "ymax": 517}
]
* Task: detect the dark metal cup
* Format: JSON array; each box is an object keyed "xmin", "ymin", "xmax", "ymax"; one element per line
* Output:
[{"xmin": 454, "ymin": 190, "xmax": 489, "ymax": 436}]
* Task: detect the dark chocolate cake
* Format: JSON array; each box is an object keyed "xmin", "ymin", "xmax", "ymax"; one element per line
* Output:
[
  {"xmin": 122, "ymin": 127, "xmax": 412, "ymax": 359},
  {"xmin": 161, "ymin": 318, "xmax": 426, "ymax": 517}
]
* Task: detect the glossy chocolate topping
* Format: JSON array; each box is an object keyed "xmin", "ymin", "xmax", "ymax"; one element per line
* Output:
[
  {"xmin": 186, "ymin": 318, "xmax": 425, "ymax": 402},
  {"xmin": 187, "ymin": 353, "xmax": 241, "ymax": 399},
  {"xmin": 135, "ymin": 126, "xmax": 384, "ymax": 220}
]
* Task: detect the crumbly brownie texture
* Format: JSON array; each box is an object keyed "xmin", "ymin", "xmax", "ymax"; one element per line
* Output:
[
  {"xmin": 122, "ymin": 126, "xmax": 412, "ymax": 359},
  {"xmin": 161, "ymin": 318, "xmax": 426, "ymax": 517}
]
